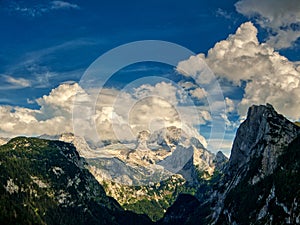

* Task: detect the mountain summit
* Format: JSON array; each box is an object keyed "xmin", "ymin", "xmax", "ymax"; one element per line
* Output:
[
  {"xmin": 213, "ymin": 103, "xmax": 300, "ymax": 224},
  {"xmin": 160, "ymin": 104, "xmax": 300, "ymax": 225},
  {"xmin": 228, "ymin": 103, "xmax": 300, "ymax": 177}
]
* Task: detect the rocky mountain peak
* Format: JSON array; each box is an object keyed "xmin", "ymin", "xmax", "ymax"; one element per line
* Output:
[
  {"xmin": 148, "ymin": 126, "xmax": 189, "ymax": 151},
  {"xmin": 228, "ymin": 103, "xmax": 300, "ymax": 177},
  {"xmin": 213, "ymin": 151, "xmax": 228, "ymax": 171},
  {"xmin": 159, "ymin": 104, "xmax": 300, "ymax": 225},
  {"xmin": 136, "ymin": 130, "xmax": 150, "ymax": 151}
]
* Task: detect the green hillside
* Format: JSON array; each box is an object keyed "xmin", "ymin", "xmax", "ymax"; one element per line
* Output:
[{"xmin": 0, "ymin": 137, "xmax": 152, "ymax": 225}]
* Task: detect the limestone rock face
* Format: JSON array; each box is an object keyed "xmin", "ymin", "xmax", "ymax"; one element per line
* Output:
[
  {"xmin": 159, "ymin": 104, "xmax": 300, "ymax": 225},
  {"xmin": 211, "ymin": 104, "xmax": 300, "ymax": 224},
  {"xmin": 228, "ymin": 103, "xmax": 300, "ymax": 178},
  {"xmin": 214, "ymin": 151, "xmax": 228, "ymax": 171},
  {"xmin": 136, "ymin": 130, "xmax": 151, "ymax": 151}
]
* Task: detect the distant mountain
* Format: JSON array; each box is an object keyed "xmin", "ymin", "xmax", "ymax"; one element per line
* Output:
[
  {"xmin": 159, "ymin": 104, "xmax": 300, "ymax": 225},
  {"xmin": 0, "ymin": 137, "xmax": 152, "ymax": 225},
  {"xmin": 54, "ymin": 126, "xmax": 227, "ymax": 221}
]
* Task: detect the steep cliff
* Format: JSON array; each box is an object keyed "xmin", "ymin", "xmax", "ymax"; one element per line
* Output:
[{"xmin": 159, "ymin": 104, "xmax": 300, "ymax": 225}]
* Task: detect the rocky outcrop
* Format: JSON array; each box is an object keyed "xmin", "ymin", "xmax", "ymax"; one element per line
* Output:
[
  {"xmin": 87, "ymin": 126, "xmax": 221, "ymax": 221},
  {"xmin": 159, "ymin": 104, "xmax": 300, "ymax": 225},
  {"xmin": 214, "ymin": 104, "xmax": 300, "ymax": 224},
  {"xmin": 228, "ymin": 103, "xmax": 300, "ymax": 177},
  {"xmin": 148, "ymin": 126, "xmax": 189, "ymax": 151},
  {"xmin": 136, "ymin": 130, "xmax": 151, "ymax": 151},
  {"xmin": 213, "ymin": 151, "xmax": 228, "ymax": 171},
  {"xmin": 211, "ymin": 104, "xmax": 300, "ymax": 224}
]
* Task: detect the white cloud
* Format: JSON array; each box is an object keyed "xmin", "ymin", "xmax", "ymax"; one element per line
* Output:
[
  {"xmin": 0, "ymin": 82, "xmax": 210, "ymax": 147},
  {"xmin": 182, "ymin": 22, "xmax": 300, "ymax": 120},
  {"xmin": 132, "ymin": 82, "xmax": 178, "ymax": 105},
  {"xmin": 178, "ymin": 81, "xmax": 196, "ymax": 90},
  {"xmin": 36, "ymin": 83, "xmax": 81, "ymax": 118},
  {"xmin": 189, "ymin": 87, "xmax": 207, "ymax": 100},
  {"xmin": 51, "ymin": 1, "xmax": 80, "ymax": 10},
  {"xmin": 0, "ymin": 83, "xmax": 82, "ymax": 137},
  {"xmin": 235, "ymin": 0, "xmax": 300, "ymax": 49},
  {"xmin": 5, "ymin": 76, "xmax": 31, "ymax": 87},
  {"xmin": 225, "ymin": 97, "xmax": 235, "ymax": 113},
  {"xmin": 176, "ymin": 55, "xmax": 213, "ymax": 84},
  {"xmin": 0, "ymin": 75, "xmax": 31, "ymax": 89},
  {"xmin": 93, "ymin": 82, "xmax": 210, "ymax": 145}
]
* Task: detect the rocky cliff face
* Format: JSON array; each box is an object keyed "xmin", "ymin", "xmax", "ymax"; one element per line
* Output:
[
  {"xmin": 213, "ymin": 104, "xmax": 300, "ymax": 225},
  {"xmin": 159, "ymin": 104, "xmax": 300, "ymax": 225},
  {"xmin": 228, "ymin": 103, "xmax": 299, "ymax": 178}
]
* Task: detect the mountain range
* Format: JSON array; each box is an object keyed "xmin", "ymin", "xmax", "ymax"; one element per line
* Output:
[
  {"xmin": 0, "ymin": 104, "xmax": 299, "ymax": 224},
  {"xmin": 40, "ymin": 126, "xmax": 227, "ymax": 220}
]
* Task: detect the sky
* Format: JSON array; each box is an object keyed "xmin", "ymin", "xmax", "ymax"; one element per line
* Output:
[{"xmin": 0, "ymin": 0, "xmax": 300, "ymax": 156}]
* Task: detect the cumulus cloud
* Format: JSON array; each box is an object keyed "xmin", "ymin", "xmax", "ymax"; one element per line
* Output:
[
  {"xmin": 180, "ymin": 21, "xmax": 300, "ymax": 120},
  {"xmin": 36, "ymin": 83, "xmax": 83, "ymax": 119},
  {"xmin": 225, "ymin": 97, "xmax": 235, "ymax": 113},
  {"xmin": 0, "ymin": 83, "xmax": 82, "ymax": 137},
  {"xmin": 132, "ymin": 82, "xmax": 178, "ymax": 105},
  {"xmin": 235, "ymin": 0, "xmax": 300, "ymax": 49},
  {"xmin": 177, "ymin": 56, "xmax": 214, "ymax": 84},
  {"xmin": 0, "ymin": 82, "xmax": 210, "ymax": 147},
  {"xmin": 189, "ymin": 87, "xmax": 207, "ymax": 100},
  {"xmin": 92, "ymin": 82, "xmax": 210, "ymax": 145}
]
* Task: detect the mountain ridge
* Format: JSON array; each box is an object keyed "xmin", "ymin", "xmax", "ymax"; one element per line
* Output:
[
  {"xmin": 0, "ymin": 137, "xmax": 153, "ymax": 225},
  {"xmin": 55, "ymin": 126, "xmax": 226, "ymax": 221},
  {"xmin": 159, "ymin": 104, "xmax": 300, "ymax": 225}
]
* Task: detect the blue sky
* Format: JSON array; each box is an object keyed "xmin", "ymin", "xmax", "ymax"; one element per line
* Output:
[
  {"xmin": 1, "ymin": 0, "xmax": 300, "ymax": 155},
  {"xmin": 0, "ymin": 0, "xmax": 245, "ymax": 101}
]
